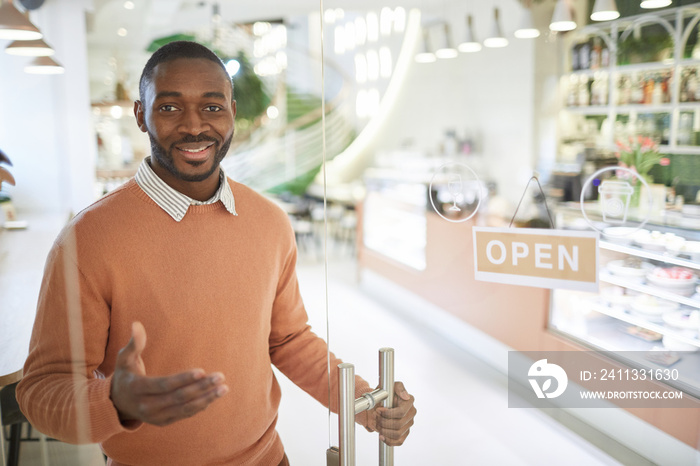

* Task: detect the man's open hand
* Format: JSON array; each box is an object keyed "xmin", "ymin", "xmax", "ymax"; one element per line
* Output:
[
  {"xmin": 367, "ymin": 381, "xmax": 416, "ymax": 446},
  {"xmin": 110, "ymin": 322, "xmax": 229, "ymax": 427}
]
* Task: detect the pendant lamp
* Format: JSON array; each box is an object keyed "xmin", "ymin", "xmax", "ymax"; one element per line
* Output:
[
  {"xmin": 458, "ymin": 15, "xmax": 482, "ymax": 52},
  {"xmin": 640, "ymin": 0, "xmax": 672, "ymax": 8},
  {"xmin": 550, "ymin": 0, "xmax": 577, "ymax": 32},
  {"xmin": 415, "ymin": 29, "xmax": 436, "ymax": 63},
  {"xmin": 24, "ymin": 56, "xmax": 64, "ymax": 74},
  {"xmin": 514, "ymin": 7, "xmax": 540, "ymax": 39},
  {"xmin": 435, "ymin": 23, "xmax": 458, "ymax": 59},
  {"xmin": 0, "ymin": 0, "xmax": 42, "ymax": 40},
  {"xmin": 5, "ymin": 38, "xmax": 54, "ymax": 56},
  {"xmin": 484, "ymin": 8, "xmax": 508, "ymax": 48},
  {"xmin": 591, "ymin": 0, "xmax": 619, "ymax": 21}
]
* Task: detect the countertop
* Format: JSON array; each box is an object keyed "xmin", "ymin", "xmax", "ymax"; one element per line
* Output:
[{"xmin": 0, "ymin": 213, "xmax": 66, "ymax": 385}]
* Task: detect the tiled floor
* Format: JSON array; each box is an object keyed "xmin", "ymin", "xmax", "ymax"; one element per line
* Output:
[{"xmin": 6, "ymin": 253, "xmax": 624, "ymax": 465}]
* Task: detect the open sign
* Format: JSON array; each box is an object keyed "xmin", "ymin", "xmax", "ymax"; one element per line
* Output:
[{"xmin": 473, "ymin": 227, "xmax": 599, "ymax": 292}]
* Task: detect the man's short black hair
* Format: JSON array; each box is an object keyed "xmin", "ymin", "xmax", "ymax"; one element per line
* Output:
[{"xmin": 138, "ymin": 40, "xmax": 233, "ymax": 102}]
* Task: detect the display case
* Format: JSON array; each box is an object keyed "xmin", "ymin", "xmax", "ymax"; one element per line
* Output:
[
  {"xmin": 362, "ymin": 169, "xmax": 428, "ymax": 271},
  {"xmin": 550, "ymin": 205, "xmax": 700, "ymax": 398}
]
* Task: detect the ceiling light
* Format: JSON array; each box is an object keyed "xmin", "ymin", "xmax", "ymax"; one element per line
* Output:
[
  {"xmin": 5, "ymin": 38, "xmax": 54, "ymax": 56},
  {"xmin": 24, "ymin": 56, "xmax": 64, "ymax": 74},
  {"xmin": 123, "ymin": 1, "xmax": 135, "ymax": 10},
  {"xmin": 514, "ymin": 8, "xmax": 541, "ymax": 39},
  {"xmin": 640, "ymin": 0, "xmax": 672, "ymax": 8},
  {"xmin": 0, "ymin": 0, "xmax": 42, "ymax": 40},
  {"xmin": 458, "ymin": 15, "xmax": 482, "ymax": 52},
  {"xmin": 435, "ymin": 23, "xmax": 458, "ymax": 59},
  {"xmin": 591, "ymin": 0, "xmax": 619, "ymax": 21},
  {"xmin": 415, "ymin": 29, "xmax": 436, "ymax": 63},
  {"xmin": 117, "ymin": 27, "xmax": 127, "ymax": 37},
  {"xmin": 484, "ymin": 8, "xmax": 508, "ymax": 48},
  {"xmin": 550, "ymin": 0, "xmax": 577, "ymax": 32}
]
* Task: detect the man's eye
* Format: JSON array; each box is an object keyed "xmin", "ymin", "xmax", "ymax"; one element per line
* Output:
[
  {"xmin": 204, "ymin": 106, "xmax": 222, "ymax": 112},
  {"xmin": 159, "ymin": 105, "xmax": 177, "ymax": 112}
]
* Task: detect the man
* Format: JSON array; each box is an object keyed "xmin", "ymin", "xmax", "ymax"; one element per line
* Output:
[{"xmin": 17, "ymin": 41, "xmax": 416, "ymax": 465}]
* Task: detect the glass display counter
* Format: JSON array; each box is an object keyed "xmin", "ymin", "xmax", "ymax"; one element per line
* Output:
[{"xmin": 550, "ymin": 204, "xmax": 700, "ymax": 398}]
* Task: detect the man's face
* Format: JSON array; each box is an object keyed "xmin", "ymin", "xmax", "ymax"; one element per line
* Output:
[{"xmin": 135, "ymin": 57, "xmax": 236, "ymax": 186}]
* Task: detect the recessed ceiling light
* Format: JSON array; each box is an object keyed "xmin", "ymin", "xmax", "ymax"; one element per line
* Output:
[
  {"xmin": 117, "ymin": 28, "xmax": 127, "ymax": 37},
  {"xmin": 124, "ymin": 1, "xmax": 135, "ymax": 10}
]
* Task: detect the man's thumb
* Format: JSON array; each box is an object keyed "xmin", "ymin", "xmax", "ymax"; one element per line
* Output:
[{"xmin": 120, "ymin": 321, "xmax": 147, "ymax": 364}]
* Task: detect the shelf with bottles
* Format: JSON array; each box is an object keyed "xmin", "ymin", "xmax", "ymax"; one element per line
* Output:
[{"xmin": 563, "ymin": 71, "xmax": 611, "ymax": 109}]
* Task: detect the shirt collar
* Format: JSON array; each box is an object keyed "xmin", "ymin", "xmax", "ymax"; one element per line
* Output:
[{"xmin": 134, "ymin": 157, "xmax": 237, "ymax": 222}]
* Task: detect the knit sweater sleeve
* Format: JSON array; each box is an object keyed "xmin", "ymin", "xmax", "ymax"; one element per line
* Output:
[
  {"xmin": 267, "ymin": 233, "xmax": 374, "ymax": 428},
  {"xmin": 16, "ymin": 232, "xmax": 139, "ymax": 444}
]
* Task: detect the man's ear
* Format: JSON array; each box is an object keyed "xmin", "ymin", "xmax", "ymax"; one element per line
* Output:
[
  {"xmin": 134, "ymin": 100, "xmax": 148, "ymax": 133},
  {"xmin": 231, "ymin": 100, "xmax": 237, "ymax": 118}
]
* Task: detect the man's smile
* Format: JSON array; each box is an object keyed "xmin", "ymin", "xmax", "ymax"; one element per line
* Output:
[{"xmin": 174, "ymin": 141, "xmax": 216, "ymax": 161}]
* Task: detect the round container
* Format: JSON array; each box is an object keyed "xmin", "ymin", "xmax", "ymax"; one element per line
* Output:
[
  {"xmin": 607, "ymin": 259, "xmax": 653, "ymax": 282},
  {"xmin": 630, "ymin": 295, "xmax": 679, "ymax": 316},
  {"xmin": 662, "ymin": 310, "xmax": 700, "ymax": 330},
  {"xmin": 603, "ymin": 227, "xmax": 640, "ymax": 245},
  {"xmin": 646, "ymin": 270, "xmax": 698, "ymax": 297},
  {"xmin": 667, "ymin": 240, "xmax": 700, "ymax": 262}
]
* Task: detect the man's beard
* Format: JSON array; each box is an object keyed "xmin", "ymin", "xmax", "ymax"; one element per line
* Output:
[{"xmin": 148, "ymin": 132, "xmax": 233, "ymax": 182}]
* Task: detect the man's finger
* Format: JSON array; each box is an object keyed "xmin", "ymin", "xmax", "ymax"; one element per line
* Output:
[
  {"xmin": 380, "ymin": 428, "xmax": 411, "ymax": 447},
  {"xmin": 377, "ymin": 396, "xmax": 415, "ymax": 419},
  {"xmin": 149, "ymin": 384, "xmax": 229, "ymax": 427},
  {"xmin": 141, "ymin": 372, "xmax": 225, "ymax": 409},
  {"xmin": 394, "ymin": 381, "xmax": 411, "ymax": 401},
  {"xmin": 133, "ymin": 369, "xmax": 211, "ymax": 395}
]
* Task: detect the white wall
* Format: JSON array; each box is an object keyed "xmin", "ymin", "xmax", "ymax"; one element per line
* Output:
[{"xmin": 0, "ymin": 0, "xmax": 95, "ymax": 216}]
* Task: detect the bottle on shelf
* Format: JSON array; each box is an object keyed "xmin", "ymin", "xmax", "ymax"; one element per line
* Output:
[
  {"xmin": 601, "ymin": 42, "xmax": 610, "ymax": 68},
  {"xmin": 578, "ymin": 76, "xmax": 590, "ymax": 106},
  {"xmin": 591, "ymin": 37, "xmax": 602, "ymax": 70},
  {"xmin": 643, "ymin": 75, "xmax": 655, "ymax": 105},
  {"xmin": 687, "ymin": 69, "xmax": 698, "ymax": 102},
  {"xmin": 631, "ymin": 73, "xmax": 644, "ymax": 104},
  {"xmin": 678, "ymin": 113, "xmax": 692, "ymax": 145},
  {"xmin": 572, "ymin": 43, "xmax": 581, "ymax": 71},
  {"xmin": 661, "ymin": 72, "xmax": 671, "ymax": 103},
  {"xmin": 618, "ymin": 76, "xmax": 631, "ymax": 105},
  {"xmin": 580, "ymin": 40, "xmax": 591, "ymax": 70},
  {"xmin": 652, "ymin": 77, "xmax": 663, "ymax": 105}
]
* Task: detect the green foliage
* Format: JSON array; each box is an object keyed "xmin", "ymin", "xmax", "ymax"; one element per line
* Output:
[
  {"xmin": 617, "ymin": 34, "xmax": 673, "ymax": 64},
  {"xmin": 266, "ymin": 164, "xmax": 322, "ymax": 196},
  {"xmin": 146, "ymin": 34, "xmax": 197, "ymax": 53},
  {"xmin": 228, "ymin": 51, "xmax": 270, "ymax": 122}
]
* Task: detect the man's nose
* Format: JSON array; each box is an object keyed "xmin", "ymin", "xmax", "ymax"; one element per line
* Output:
[{"xmin": 178, "ymin": 110, "xmax": 209, "ymax": 135}]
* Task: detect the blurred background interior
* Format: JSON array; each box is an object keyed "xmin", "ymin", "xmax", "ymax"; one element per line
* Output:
[{"xmin": 2, "ymin": 0, "xmax": 700, "ymax": 464}]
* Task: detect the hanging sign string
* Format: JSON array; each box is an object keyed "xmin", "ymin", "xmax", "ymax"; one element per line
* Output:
[{"xmin": 507, "ymin": 175, "xmax": 555, "ymax": 229}]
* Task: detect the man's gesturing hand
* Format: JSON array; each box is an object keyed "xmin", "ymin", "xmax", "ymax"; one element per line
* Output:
[
  {"xmin": 110, "ymin": 322, "xmax": 229, "ymax": 427},
  {"xmin": 367, "ymin": 381, "xmax": 416, "ymax": 447}
]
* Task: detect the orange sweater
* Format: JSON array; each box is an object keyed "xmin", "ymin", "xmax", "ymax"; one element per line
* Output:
[{"xmin": 17, "ymin": 179, "xmax": 370, "ymax": 465}]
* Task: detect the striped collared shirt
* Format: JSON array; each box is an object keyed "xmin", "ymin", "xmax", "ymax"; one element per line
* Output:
[{"xmin": 134, "ymin": 157, "xmax": 237, "ymax": 222}]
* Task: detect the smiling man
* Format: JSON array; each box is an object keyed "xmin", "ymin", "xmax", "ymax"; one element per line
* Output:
[{"xmin": 17, "ymin": 41, "xmax": 416, "ymax": 465}]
